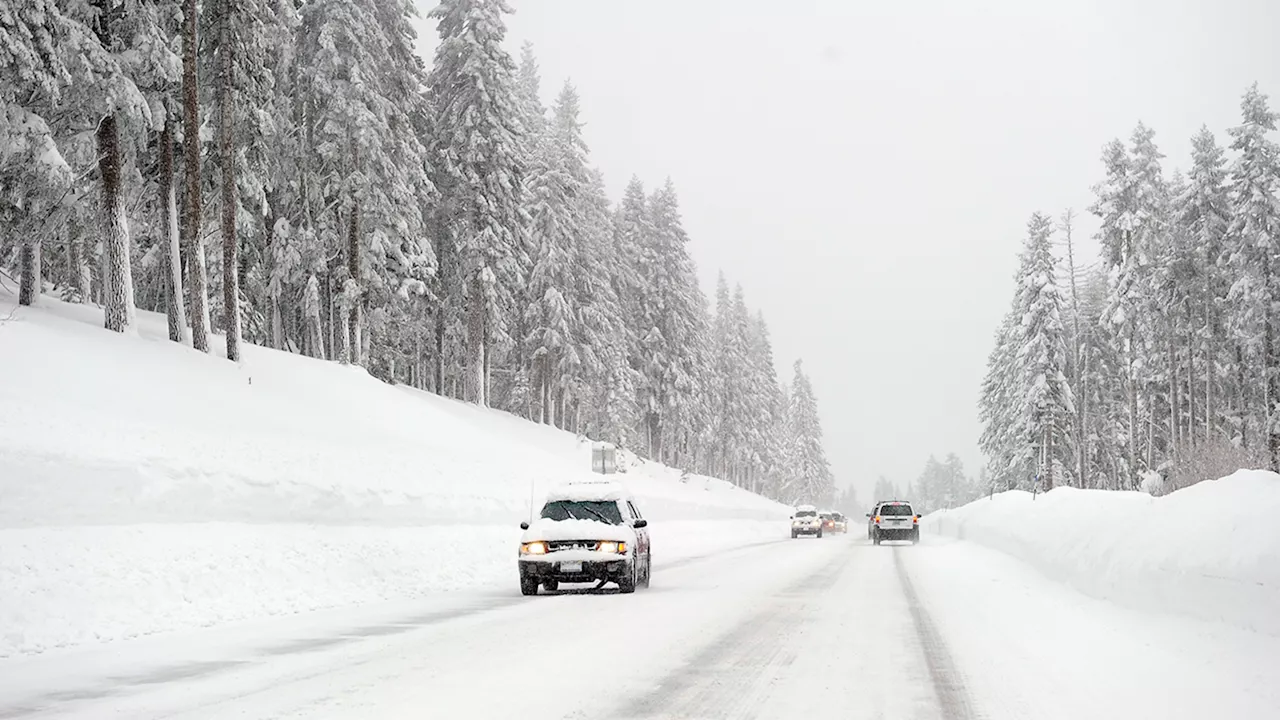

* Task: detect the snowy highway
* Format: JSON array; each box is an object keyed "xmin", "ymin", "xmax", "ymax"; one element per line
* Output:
[{"xmin": 3, "ymin": 533, "xmax": 1276, "ymax": 720}]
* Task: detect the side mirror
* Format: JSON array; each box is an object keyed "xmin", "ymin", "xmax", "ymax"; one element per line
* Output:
[
  {"xmin": 789, "ymin": 515, "xmax": 794, "ymax": 520},
  {"xmin": 632, "ymin": 519, "xmax": 648, "ymax": 529},
  {"xmin": 520, "ymin": 521, "xmax": 529, "ymax": 530},
  {"xmin": 865, "ymin": 513, "xmax": 872, "ymax": 518},
  {"xmin": 915, "ymin": 515, "xmax": 921, "ymax": 520}
]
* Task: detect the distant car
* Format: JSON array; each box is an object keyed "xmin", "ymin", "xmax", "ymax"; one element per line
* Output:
[
  {"xmin": 791, "ymin": 505, "xmax": 823, "ymax": 538},
  {"xmin": 819, "ymin": 511, "xmax": 836, "ymax": 533},
  {"xmin": 868, "ymin": 501, "xmax": 920, "ymax": 545},
  {"xmin": 830, "ymin": 512, "xmax": 848, "ymax": 534},
  {"xmin": 518, "ymin": 481, "xmax": 652, "ymax": 595}
]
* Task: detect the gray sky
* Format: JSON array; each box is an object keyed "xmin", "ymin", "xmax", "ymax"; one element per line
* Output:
[{"xmin": 414, "ymin": 0, "xmax": 1280, "ymax": 501}]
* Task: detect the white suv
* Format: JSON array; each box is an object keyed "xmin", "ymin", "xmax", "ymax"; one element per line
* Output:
[
  {"xmin": 869, "ymin": 501, "xmax": 920, "ymax": 545},
  {"xmin": 517, "ymin": 481, "xmax": 652, "ymax": 595},
  {"xmin": 791, "ymin": 505, "xmax": 824, "ymax": 538}
]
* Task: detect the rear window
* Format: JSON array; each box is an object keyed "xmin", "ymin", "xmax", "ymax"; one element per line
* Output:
[
  {"xmin": 796, "ymin": 510, "xmax": 817, "ymax": 517},
  {"xmin": 880, "ymin": 504, "xmax": 914, "ymax": 516},
  {"xmin": 540, "ymin": 500, "xmax": 623, "ymax": 524},
  {"xmin": 820, "ymin": 513, "xmax": 833, "ymax": 519}
]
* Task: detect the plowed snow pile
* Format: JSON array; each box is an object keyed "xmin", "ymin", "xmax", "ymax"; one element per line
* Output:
[
  {"xmin": 925, "ymin": 472, "xmax": 1280, "ymax": 635},
  {"xmin": 0, "ymin": 289, "xmax": 789, "ymax": 657}
]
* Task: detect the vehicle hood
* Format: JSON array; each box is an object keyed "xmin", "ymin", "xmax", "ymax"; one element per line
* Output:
[{"xmin": 521, "ymin": 518, "xmax": 635, "ymax": 544}]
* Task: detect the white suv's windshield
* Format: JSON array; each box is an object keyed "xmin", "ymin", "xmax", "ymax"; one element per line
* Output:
[
  {"xmin": 540, "ymin": 500, "xmax": 623, "ymax": 524},
  {"xmin": 880, "ymin": 504, "xmax": 914, "ymax": 517}
]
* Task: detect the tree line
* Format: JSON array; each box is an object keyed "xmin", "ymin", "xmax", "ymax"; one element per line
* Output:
[
  {"xmin": 0, "ymin": 0, "xmax": 835, "ymax": 505},
  {"xmin": 980, "ymin": 85, "xmax": 1280, "ymax": 493}
]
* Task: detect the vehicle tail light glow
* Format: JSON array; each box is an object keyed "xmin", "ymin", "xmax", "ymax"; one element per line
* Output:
[{"xmin": 874, "ymin": 516, "xmax": 880, "ymax": 524}]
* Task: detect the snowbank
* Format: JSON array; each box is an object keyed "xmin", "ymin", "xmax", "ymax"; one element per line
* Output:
[
  {"xmin": 0, "ymin": 289, "xmax": 790, "ymax": 656},
  {"xmin": 925, "ymin": 471, "xmax": 1280, "ymax": 635}
]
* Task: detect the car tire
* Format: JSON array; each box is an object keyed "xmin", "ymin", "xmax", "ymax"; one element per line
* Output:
[
  {"xmin": 641, "ymin": 552, "xmax": 652, "ymax": 588},
  {"xmin": 872, "ymin": 530, "xmax": 881, "ymax": 545},
  {"xmin": 520, "ymin": 575, "xmax": 539, "ymax": 596},
  {"xmin": 817, "ymin": 529, "xmax": 824, "ymax": 539},
  {"xmin": 542, "ymin": 579, "xmax": 559, "ymax": 593},
  {"xmin": 791, "ymin": 530, "xmax": 798, "ymax": 539},
  {"xmin": 618, "ymin": 558, "xmax": 638, "ymax": 594}
]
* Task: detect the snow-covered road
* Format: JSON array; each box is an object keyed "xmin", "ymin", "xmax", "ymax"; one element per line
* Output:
[{"xmin": 2, "ymin": 535, "xmax": 1276, "ymax": 720}]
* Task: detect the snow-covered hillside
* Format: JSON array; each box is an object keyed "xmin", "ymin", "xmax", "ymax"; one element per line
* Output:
[
  {"xmin": 0, "ymin": 289, "xmax": 790, "ymax": 657},
  {"xmin": 925, "ymin": 472, "xmax": 1280, "ymax": 635}
]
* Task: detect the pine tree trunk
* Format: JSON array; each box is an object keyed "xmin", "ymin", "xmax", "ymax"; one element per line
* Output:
[
  {"xmin": 434, "ymin": 305, "xmax": 444, "ymax": 393},
  {"xmin": 1237, "ymin": 344, "xmax": 1248, "ymax": 449},
  {"xmin": 160, "ymin": 121, "xmax": 190, "ymax": 343},
  {"xmin": 347, "ymin": 193, "xmax": 362, "ymax": 366},
  {"xmin": 97, "ymin": 114, "xmax": 137, "ymax": 333},
  {"xmin": 18, "ymin": 236, "xmax": 40, "ymax": 306},
  {"xmin": 183, "ymin": 0, "xmax": 210, "ymax": 352},
  {"xmin": 465, "ymin": 273, "xmax": 486, "ymax": 406},
  {"xmin": 1168, "ymin": 333, "xmax": 1179, "ymax": 456},
  {"xmin": 218, "ymin": 6, "xmax": 241, "ymax": 362},
  {"xmin": 69, "ymin": 221, "xmax": 90, "ymax": 303},
  {"xmin": 1185, "ymin": 316, "xmax": 1195, "ymax": 449},
  {"xmin": 303, "ymin": 273, "xmax": 324, "ymax": 358},
  {"xmin": 264, "ymin": 192, "xmax": 283, "ymax": 350},
  {"xmin": 1266, "ymin": 260, "xmax": 1280, "ymax": 473},
  {"xmin": 336, "ymin": 292, "xmax": 351, "ymax": 365}
]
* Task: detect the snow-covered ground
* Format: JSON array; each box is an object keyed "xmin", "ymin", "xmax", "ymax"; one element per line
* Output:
[
  {"xmin": 0, "ymin": 288, "xmax": 790, "ymax": 657},
  {"xmin": 4, "ymin": 287, "xmax": 1279, "ymax": 718},
  {"xmin": 924, "ymin": 472, "xmax": 1280, "ymax": 635}
]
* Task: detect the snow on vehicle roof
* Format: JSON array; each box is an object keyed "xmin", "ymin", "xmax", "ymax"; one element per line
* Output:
[
  {"xmin": 795, "ymin": 504, "xmax": 817, "ymax": 511},
  {"xmin": 543, "ymin": 480, "xmax": 630, "ymax": 503}
]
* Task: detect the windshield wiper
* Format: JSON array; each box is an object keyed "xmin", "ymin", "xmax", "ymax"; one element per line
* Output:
[{"xmin": 577, "ymin": 506, "xmax": 614, "ymax": 524}]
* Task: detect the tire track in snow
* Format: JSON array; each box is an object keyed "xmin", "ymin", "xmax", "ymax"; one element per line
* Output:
[
  {"xmin": 616, "ymin": 544, "xmax": 852, "ymax": 720},
  {"xmin": 895, "ymin": 549, "xmax": 977, "ymax": 720}
]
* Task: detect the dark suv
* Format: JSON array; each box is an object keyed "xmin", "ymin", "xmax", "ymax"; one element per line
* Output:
[{"xmin": 867, "ymin": 501, "xmax": 920, "ymax": 545}]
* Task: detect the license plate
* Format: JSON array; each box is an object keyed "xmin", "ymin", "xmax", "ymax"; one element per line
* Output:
[{"xmin": 560, "ymin": 561, "xmax": 583, "ymax": 573}]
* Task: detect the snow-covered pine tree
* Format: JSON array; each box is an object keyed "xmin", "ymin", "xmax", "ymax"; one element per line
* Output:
[
  {"xmin": 786, "ymin": 360, "xmax": 835, "ymax": 505},
  {"xmin": 426, "ymin": 0, "xmax": 525, "ymax": 407},
  {"xmin": 1013, "ymin": 212, "xmax": 1075, "ymax": 489},
  {"xmin": 978, "ymin": 311, "xmax": 1020, "ymax": 489},
  {"xmin": 0, "ymin": 0, "xmax": 84, "ymax": 307},
  {"xmin": 295, "ymin": 0, "xmax": 435, "ymax": 368},
  {"xmin": 1177, "ymin": 126, "xmax": 1232, "ymax": 446},
  {"xmin": 641, "ymin": 180, "xmax": 708, "ymax": 467},
  {"xmin": 1090, "ymin": 135, "xmax": 1144, "ymax": 486},
  {"xmin": 747, "ymin": 310, "xmax": 787, "ymax": 496},
  {"xmin": 82, "ymin": 0, "xmax": 163, "ymax": 333},
  {"xmin": 1224, "ymin": 85, "xmax": 1280, "ymax": 470}
]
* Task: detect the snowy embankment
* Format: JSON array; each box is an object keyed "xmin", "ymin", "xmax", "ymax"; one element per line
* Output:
[
  {"xmin": 925, "ymin": 472, "xmax": 1280, "ymax": 635},
  {"xmin": 0, "ymin": 289, "xmax": 790, "ymax": 657}
]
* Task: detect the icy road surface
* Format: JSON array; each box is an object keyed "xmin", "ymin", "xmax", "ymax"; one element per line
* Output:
[{"xmin": 1, "ymin": 535, "xmax": 1276, "ymax": 720}]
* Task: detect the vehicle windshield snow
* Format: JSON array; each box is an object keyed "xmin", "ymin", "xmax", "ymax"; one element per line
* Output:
[
  {"xmin": 795, "ymin": 509, "xmax": 817, "ymax": 517},
  {"xmin": 540, "ymin": 500, "xmax": 624, "ymax": 524}
]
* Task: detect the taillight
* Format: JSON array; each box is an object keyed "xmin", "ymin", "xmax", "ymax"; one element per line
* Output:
[
  {"xmin": 913, "ymin": 517, "xmax": 919, "ymax": 524},
  {"xmin": 874, "ymin": 516, "xmax": 880, "ymax": 524}
]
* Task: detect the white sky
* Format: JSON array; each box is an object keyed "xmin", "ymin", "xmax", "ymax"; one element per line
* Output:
[{"xmin": 414, "ymin": 0, "xmax": 1280, "ymax": 501}]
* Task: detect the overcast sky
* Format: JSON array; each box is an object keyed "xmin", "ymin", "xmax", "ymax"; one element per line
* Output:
[{"xmin": 414, "ymin": 0, "xmax": 1280, "ymax": 501}]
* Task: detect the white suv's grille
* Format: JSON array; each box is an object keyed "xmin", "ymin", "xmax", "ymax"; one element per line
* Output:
[{"xmin": 547, "ymin": 540, "xmax": 597, "ymax": 552}]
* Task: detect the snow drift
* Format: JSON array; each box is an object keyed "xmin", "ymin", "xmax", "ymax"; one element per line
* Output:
[
  {"xmin": 0, "ymin": 289, "xmax": 790, "ymax": 657},
  {"xmin": 924, "ymin": 472, "xmax": 1280, "ymax": 635}
]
